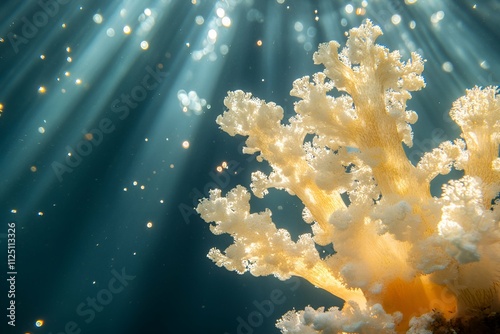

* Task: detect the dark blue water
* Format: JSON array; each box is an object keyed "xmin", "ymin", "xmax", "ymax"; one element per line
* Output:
[{"xmin": 0, "ymin": 1, "xmax": 499, "ymax": 333}]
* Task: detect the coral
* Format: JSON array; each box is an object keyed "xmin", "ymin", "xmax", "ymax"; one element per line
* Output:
[{"xmin": 196, "ymin": 20, "xmax": 500, "ymax": 333}]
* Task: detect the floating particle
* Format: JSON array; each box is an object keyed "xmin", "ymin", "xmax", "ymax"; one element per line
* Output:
[
  {"xmin": 35, "ymin": 320, "xmax": 44, "ymax": 327},
  {"xmin": 140, "ymin": 41, "xmax": 149, "ymax": 50},
  {"xmin": 38, "ymin": 211, "xmax": 44, "ymax": 216},
  {"xmin": 442, "ymin": 62, "xmax": 453, "ymax": 72},
  {"xmin": 123, "ymin": 25, "xmax": 132, "ymax": 34},
  {"xmin": 38, "ymin": 86, "xmax": 46, "ymax": 94},
  {"xmin": 431, "ymin": 11, "xmax": 445, "ymax": 24},
  {"xmin": 256, "ymin": 40, "xmax": 263, "ymax": 46},
  {"xmin": 146, "ymin": 221, "xmax": 153, "ymax": 228},
  {"xmin": 182, "ymin": 141, "xmax": 190, "ymax": 149},
  {"xmin": 307, "ymin": 27, "xmax": 317, "ymax": 37},
  {"xmin": 221, "ymin": 16, "xmax": 231, "ymax": 27},
  {"xmin": 195, "ymin": 15, "xmax": 204, "ymax": 25},
  {"xmin": 177, "ymin": 90, "xmax": 207, "ymax": 115},
  {"xmin": 220, "ymin": 44, "xmax": 229, "ymax": 55},
  {"xmin": 11, "ymin": 209, "xmax": 17, "ymax": 214},
  {"xmin": 391, "ymin": 14, "xmax": 402, "ymax": 25},
  {"xmin": 38, "ymin": 127, "xmax": 45, "ymax": 134},
  {"xmin": 480, "ymin": 60, "xmax": 490, "ymax": 70},
  {"xmin": 216, "ymin": 8, "xmax": 225, "ymax": 18},
  {"xmin": 216, "ymin": 161, "xmax": 228, "ymax": 172},
  {"xmin": 355, "ymin": 7, "xmax": 365, "ymax": 15},
  {"xmin": 40, "ymin": 54, "xmax": 45, "ymax": 59},
  {"xmin": 93, "ymin": 13, "xmax": 103, "ymax": 24},
  {"xmin": 208, "ymin": 29, "xmax": 217, "ymax": 43}
]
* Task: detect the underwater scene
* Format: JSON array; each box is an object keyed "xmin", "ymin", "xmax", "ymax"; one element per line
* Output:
[{"xmin": 0, "ymin": 0, "xmax": 499, "ymax": 333}]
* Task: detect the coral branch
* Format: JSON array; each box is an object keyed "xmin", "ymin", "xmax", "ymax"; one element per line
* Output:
[{"xmin": 197, "ymin": 186, "xmax": 366, "ymax": 306}]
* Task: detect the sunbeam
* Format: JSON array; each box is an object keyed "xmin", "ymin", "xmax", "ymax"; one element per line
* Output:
[{"xmin": 0, "ymin": 1, "xmax": 499, "ymax": 333}]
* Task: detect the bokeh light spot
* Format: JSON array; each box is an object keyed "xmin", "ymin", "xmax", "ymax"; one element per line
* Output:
[{"xmin": 93, "ymin": 14, "xmax": 103, "ymax": 24}]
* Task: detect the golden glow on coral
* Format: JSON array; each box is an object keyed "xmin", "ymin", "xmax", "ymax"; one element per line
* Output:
[
  {"xmin": 382, "ymin": 276, "xmax": 457, "ymax": 331},
  {"xmin": 293, "ymin": 253, "xmax": 367, "ymax": 308}
]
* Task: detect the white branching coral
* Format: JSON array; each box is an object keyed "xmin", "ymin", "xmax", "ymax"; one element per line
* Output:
[{"xmin": 196, "ymin": 20, "xmax": 500, "ymax": 333}]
